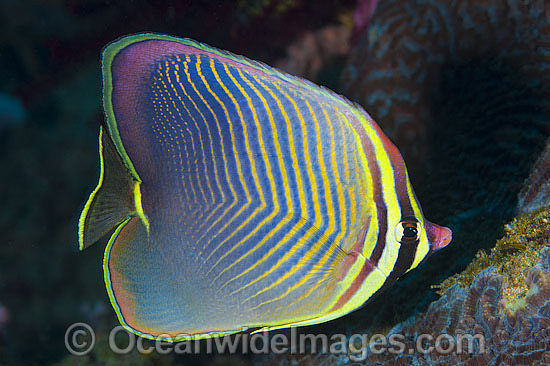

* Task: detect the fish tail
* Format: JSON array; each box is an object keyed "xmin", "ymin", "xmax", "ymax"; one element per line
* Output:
[{"xmin": 78, "ymin": 126, "xmax": 148, "ymax": 250}]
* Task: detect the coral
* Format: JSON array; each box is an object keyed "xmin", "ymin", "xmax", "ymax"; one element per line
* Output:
[
  {"xmin": 367, "ymin": 257, "xmax": 550, "ymax": 366},
  {"xmin": 341, "ymin": 0, "xmax": 550, "ymax": 188},
  {"xmin": 438, "ymin": 207, "xmax": 550, "ymax": 306},
  {"xmin": 273, "ymin": 23, "xmax": 351, "ymax": 84},
  {"xmin": 518, "ymin": 137, "xmax": 550, "ymax": 214},
  {"xmin": 349, "ymin": 0, "xmax": 379, "ymax": 45}
]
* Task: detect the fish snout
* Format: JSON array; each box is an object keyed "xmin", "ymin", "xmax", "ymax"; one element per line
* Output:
[{"xmin": 425, "ymin": 221, "xmax": 452, "ymax": 252}]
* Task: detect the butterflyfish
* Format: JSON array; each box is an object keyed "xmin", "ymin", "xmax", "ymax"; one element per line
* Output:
[{"xmin": 78, "ymin": 33, "xmax": 452, "ymax": 341}]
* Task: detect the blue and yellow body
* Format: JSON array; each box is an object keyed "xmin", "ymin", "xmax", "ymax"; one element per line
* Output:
[{"xmin": 78, "ymin": 33, "xmax": 452, "ymax": 341}]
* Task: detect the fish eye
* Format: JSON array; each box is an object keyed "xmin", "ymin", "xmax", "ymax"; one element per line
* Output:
[{"xmin": 395, "ymin": 217, "xmax": 421, "ymax": 244}]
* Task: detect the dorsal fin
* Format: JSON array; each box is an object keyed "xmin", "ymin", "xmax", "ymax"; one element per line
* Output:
[
  {"xmin": 78, "ymin": 127, "xmax": 140, "ymax": 250},
  {"xmin": 101, "ymin": 32, "xmax": 368, "ymax": 129}
]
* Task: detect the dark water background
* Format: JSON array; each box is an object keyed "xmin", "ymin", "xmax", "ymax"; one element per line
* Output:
[{"xmin": 1, "ymin": 1, "xmax": 547, "ymax": 365}]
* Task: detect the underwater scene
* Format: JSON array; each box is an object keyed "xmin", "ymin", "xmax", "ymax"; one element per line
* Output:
[{"xmin": 1, "ymin": 0, "xmax": 549, "ymax": 365}]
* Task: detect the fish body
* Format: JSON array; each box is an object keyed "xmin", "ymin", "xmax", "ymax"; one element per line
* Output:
[{"xmin": 79, "ymin": 33, "xmax": 451, "ymax": 341}]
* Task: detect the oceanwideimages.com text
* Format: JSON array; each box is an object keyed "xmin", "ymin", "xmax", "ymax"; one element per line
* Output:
[{"xmin": 65, "ymin": 323, "xmax": 486, "ymax": 361}]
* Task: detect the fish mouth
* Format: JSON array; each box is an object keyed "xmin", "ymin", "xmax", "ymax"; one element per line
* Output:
[{"xmin": 425, "ymin": 221, "xmax": 452, "ymax": 252}]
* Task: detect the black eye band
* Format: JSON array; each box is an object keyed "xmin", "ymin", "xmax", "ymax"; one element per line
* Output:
[{"xmin": 396, "ymin": 217, "xmax": 421, "ymax": 244}]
